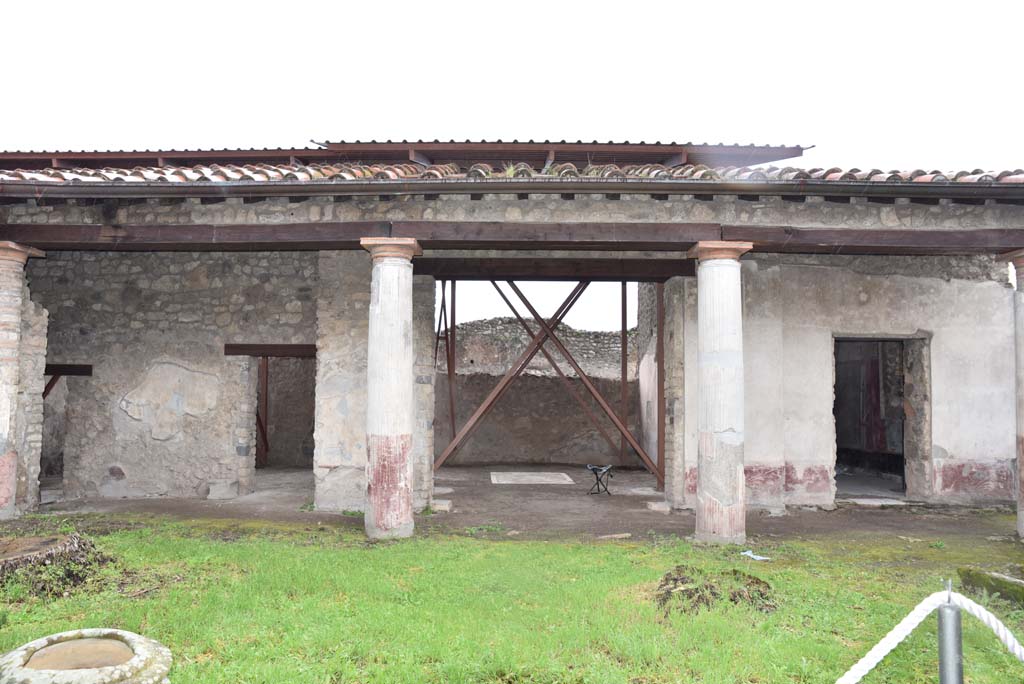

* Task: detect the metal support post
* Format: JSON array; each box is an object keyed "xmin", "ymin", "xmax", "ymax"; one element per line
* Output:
[{"xmin": 938, "ymin": 586, "xmax": 964, "ymax": 684}]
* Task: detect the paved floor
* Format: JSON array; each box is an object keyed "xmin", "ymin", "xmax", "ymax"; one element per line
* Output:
[
  {"xmin": 36, "ymin": 464, "xmax": 1017, "ymax": 541},
  {"xmin": 835, "ymin": 471, "xmax": 907, "ymax": 506}
]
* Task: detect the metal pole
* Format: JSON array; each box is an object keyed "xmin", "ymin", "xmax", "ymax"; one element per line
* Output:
[
  {"xmin": 620, "ymin": 281, "xmax": 628, "ymax": 462},
  {"xmin": 938, "ymin": 599, "xmax": 963, "ymax": 684}
]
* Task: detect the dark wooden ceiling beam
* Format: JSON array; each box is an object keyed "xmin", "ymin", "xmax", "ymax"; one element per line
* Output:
[
  {"xmin": 224, "ymin": 344, "xmax": 316, "ymax": 358},
  {"xmin": 722, "ymin": 225, "xmax": 1024, "ymax": 255},
  {"xmin": 1, "ymin": 221, "xmax": 1021, "ymax": 254},
  {"xmin": 0, "ymin": 222, "xmax": 390, "ymax": 251},
  {"xmin": 392, "ymin": 221, "xmax": 721, "ymax": 250},
  {"xmin": 44, "ymin": 364, "xmax": 92, "ymax": 376},
  {"xmin": 414, "ymin": 258, "xmax": 694, "ymax": 281}
]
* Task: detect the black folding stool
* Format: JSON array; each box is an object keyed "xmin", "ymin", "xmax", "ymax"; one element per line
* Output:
[{"xmin": 586, "ymin": 464, "xmax": 613, "ymax": 495}]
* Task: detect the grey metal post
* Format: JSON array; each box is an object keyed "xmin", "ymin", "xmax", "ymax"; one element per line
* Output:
[{"xmin": 938, "ymin": 602, "xmax": 963, "ymax": 684}]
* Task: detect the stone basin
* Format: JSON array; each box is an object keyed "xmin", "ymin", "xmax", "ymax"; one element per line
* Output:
[{"xmin": 0, "ymin": 628, "xmax": 172, "ymax": 683}]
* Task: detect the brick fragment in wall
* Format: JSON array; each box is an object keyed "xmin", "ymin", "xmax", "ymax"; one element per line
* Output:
[{"xmin": 26, "ymin": 251, "xmax": 317, "ymax": 500}]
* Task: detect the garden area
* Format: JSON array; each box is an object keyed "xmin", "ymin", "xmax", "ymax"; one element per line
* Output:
[{"xmin": 1, "ymin": 510, "xmax": 1022, "ymax": 683}]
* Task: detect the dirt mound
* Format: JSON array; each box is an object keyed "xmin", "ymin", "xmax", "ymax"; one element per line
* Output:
[
  {"xmin": 0, "ymin": 533, "xmax": 111, "ymax": 599},
  {"xmin": 654, "ymin": 564, "xmax": 775, "ymax": 615}
]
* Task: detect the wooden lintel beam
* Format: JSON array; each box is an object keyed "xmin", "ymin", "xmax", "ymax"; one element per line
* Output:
[
  {"xmin": 224, "ymin": 344, "xmax": 316, "ymax": 358},
  {"xmin": 722, "ymin": 225, "xmax": 1024, "ymax": 254},
  {"xmin": 392, "ymin": 221, "xmax": 722, "ymax": 249},
  {"xmin": 44, "ymin": 364, "xmax": 92, "ymax": 376},
  {"xmin": 2, "ymin": 220, "xmax": 1021, "ymax": 254},
  {"xmin": 414, "ymin": 258, "xmax": 694, "ymax": 281}
]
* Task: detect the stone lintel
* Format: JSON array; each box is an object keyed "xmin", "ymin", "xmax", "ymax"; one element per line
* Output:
[
  {"xmin": 0, "ymin": 241, "xmax": 45, "ymax": 265},
  {"xmin": 687, "ymin": 240, "xmax": 752, "ymax": 262},
  {"xmin": 360, "ymin": 237, "xmax": 422, "ymax": 263}
]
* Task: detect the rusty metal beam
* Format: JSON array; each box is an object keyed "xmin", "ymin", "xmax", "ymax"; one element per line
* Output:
[
  {"xmin": 434, "ymin": 283, "xmax": 587, "ymax": 469},
  {"xmin": 42, "ymin": 374, "xmax": 62, "ymax": 399},
  {"xmin": 433, "ymin": 280, "xmax": 447, "ymax": 368},
  {"xmin": 490, "ymin": 281, "xmax": 619, "ymax": 454},
  {"xmin": 656, "ymin": 282, "xmax": 667, "ymax": 490},
  {"xmin": 256, "ymin": 356, "xmax": 269, "ymax": 468},
  {"xmin": 507, "ymin": 281, "xmax": 660, "ymax": 479},
  {"xmin": 443, "ymin": 281, "xmax": 457, "ymax": 441},
  {"xmin": 621, "ymin": 281, "xmax": 628, "ymax": 463}
]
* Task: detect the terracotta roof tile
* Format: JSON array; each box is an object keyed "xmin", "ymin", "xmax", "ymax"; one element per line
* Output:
[{"xmin": 2, "ymin": 161, "xmax": 1024, "ymax": 187}]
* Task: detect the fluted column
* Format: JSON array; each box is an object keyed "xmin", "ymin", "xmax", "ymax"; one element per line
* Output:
[
  {"xmin": 360, "ymin": 237, "xmax": 421, "ymax": 539},
  {"xmin": 0, "ymin": 241, "xmax": 43, "ymax": 520},
  {"xmin": 688, "ymin": 241, "xmax": 752, "ymax": 544},
  {"xmin": 1006, "ymin": 250, "xmax": 1024, "ymax": 538}
]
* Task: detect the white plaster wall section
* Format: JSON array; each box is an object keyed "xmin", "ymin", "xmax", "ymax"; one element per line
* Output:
[
  {"xmin": 774, "ymin": 258, "xmax": 1015, "ymax": 504},
  {"xmin": 740, "ymin": 259, "xmax": 785, "ymax": 511},
  {"xmin": 118, "ymin": 361, "xmax": 220, "ymax": 441}
]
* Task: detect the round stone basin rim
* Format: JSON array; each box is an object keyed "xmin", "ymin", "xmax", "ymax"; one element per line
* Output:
[{"xmin": 0, "ymin": 628, "xmax": 172, "ymax": 684}]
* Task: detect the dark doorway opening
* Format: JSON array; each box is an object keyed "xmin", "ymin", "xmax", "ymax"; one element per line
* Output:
[
  {"xmin": 40, "ymin": 364, "xmax": 93, "ymax": 504},
  {"xmin": 259, "ymin": 356, "xmax": 316, "ymax": 470},
  {"xmin": 224, "ymin": 345, "xmax": 316, "ymax": 483},
  {"xmin": 833, "ymin": 340, "xmax": 906, "ymax": 497}
]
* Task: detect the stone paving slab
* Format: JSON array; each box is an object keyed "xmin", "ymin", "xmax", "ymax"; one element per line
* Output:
[{"xmin": 490, "ymin": 472, "xmax": 575, "ymax": 485}]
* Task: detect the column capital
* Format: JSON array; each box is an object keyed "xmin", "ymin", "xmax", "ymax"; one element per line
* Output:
[
  {"xmin": 0, "ymin": 241, "xmax": 44, "ymax": 265},
  {"xmin": 687, "ymin": 241, "xmax": 753, "ymax": 262},
  {"xmin": 360, "ymin": 237, "xmax": 422, "ymax": 263}
]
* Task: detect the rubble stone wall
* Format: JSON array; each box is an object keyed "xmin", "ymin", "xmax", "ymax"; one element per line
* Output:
[
  {"xmin": 4, "ymin": 193, "xmax": 1023, "ymax": 238},
  {"xmin": 435, "ymin": 317, "xmax": 642, "ymax": 466},
  {"xmin": 314, "ymin": 251, "xmax": 434, "ymax": 512},
  {"xmin": 266, "ymin": 357, "xmax": 315, "ymax": 468},
  {"xmin": 14, "ymin": 286, "xmax": 47, "ymax": 511},
  {"xmin": 26, "ymin": 251, "xmax": 317, "ymax": 500},
  {"xmin": 41, "ymin": 374, "xmax": 66, "ymax": 479}
]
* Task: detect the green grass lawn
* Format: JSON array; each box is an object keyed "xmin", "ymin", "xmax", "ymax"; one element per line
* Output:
[{"xmin": 2, "ymin": 514, "xmax": 1023, "ymax": 683}]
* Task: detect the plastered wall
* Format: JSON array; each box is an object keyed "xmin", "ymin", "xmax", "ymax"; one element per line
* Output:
[{"xmin": 650, "ymin": 254, "xmax": 1015, "ymax": 509}]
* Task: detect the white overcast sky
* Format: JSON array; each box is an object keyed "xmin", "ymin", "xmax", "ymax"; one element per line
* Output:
[{"xmin": 2, "ymin": 1, "xmax": 1021, "ymax": 330}]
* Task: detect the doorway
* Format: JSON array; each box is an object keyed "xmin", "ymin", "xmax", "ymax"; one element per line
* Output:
[
  {"xmin": 224, "ymin": 344, "xmax": 316, "ymax": 500},
  {"xmin": 833, "ymin": 340, "xmax": 907, "ymax": 497}
]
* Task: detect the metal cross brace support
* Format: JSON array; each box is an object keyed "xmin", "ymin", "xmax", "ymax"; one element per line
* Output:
[
  {"xmin": 505, "ymin": 281, "xmax": 661, "ymax": 482},
  {"xmin": 490, "ymin": 281, "xmax": 620, "ymax": 454},
  {"xmin": 433, "ymin": 282, "xmax": 589, "ymax": 469}
]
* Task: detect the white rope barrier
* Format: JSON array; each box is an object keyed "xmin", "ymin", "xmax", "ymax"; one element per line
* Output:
[{"xmin": 836, "ymin": 590, "xmax": 1024, "ymax": 684}]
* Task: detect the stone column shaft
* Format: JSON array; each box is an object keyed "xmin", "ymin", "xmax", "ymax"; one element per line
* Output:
[
  {"xmin": 361, "ymin": 237, "xmax": 421, "ymax": 539},
  {"xmin": 0, "ymin": 241, "xmax": 43, "ymax": 520},
  {"xmin": 688, "ymin": 241, "xmax": 751, "ymax": 544}
]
